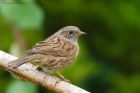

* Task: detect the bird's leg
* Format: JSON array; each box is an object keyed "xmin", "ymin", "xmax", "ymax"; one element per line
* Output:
[
  {"xmin": 55, "ymin": 71, "xmax": 70, "ymax": 83},
  {"xmin": 33, "ymin": 60, "xmax": 43, "ymax": 71},
  {"xmin": 35, "ymin": 65, "xmax": 42, "ymax": 71},
  {"xmin": 56, "ymin": 71, "xmax": 65, "ymax": 79}
]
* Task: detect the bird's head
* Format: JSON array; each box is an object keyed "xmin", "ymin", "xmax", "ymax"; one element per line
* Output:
[{"xmin": 56, "ymin": 26, "xmax": 86, "ymax": 42}]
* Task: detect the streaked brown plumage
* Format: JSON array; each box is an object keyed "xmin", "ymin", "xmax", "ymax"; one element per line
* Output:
[{"xmin": 8, "ymin": 26, "xmax": 86, "ymax": 77}]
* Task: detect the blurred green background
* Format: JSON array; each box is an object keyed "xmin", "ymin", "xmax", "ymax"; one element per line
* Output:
[{"xmin": 0, "ymin": 0, "xmax": 140, "ymax": 93}]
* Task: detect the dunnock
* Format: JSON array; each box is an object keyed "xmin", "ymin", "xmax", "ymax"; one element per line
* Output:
[{"xmin": 8, "ymin": 26, "xmax": 86, "ymax": 80}]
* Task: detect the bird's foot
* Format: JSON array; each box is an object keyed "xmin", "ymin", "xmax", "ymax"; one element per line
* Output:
[
  {"xmin": 35, "ymin": 65, "xmax": 43, "ymax": 71},
  {"xmin": 54, "ymin": 71, "xmax": 71, "ymax": 86},
  {"xmin": 59, "ymin": 76, "xmax": 71, "ymax": 83},
  {"xmin": 55, "ymin": 77, "xmax": 71, "ymax": 87}
]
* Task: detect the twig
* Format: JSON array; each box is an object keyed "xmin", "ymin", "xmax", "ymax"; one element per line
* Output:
[{"xmin": 0, "ymin": 50, "xmax": 90, "ymax": 93}]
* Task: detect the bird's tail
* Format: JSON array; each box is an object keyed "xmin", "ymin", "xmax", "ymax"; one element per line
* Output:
[{"xmin": 8, "ymin": 56, "xmax": 33, "ymax": 69}]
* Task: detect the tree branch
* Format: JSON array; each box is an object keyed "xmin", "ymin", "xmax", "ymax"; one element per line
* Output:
[{"xmin": 0, "ymin": 51, "xmax": 90, "ymax": 93}]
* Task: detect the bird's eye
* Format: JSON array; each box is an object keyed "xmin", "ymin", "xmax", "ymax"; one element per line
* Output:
[{"xmin": 68, "ymin": 31, "xmax": 74, "ymax": 35}]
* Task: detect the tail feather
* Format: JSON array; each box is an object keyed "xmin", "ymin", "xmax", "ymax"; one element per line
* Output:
[{"xmin": 8, "ymin": 56, "xmax": 33, "ymax": 68}]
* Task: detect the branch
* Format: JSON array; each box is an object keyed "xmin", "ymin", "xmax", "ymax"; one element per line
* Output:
[{"xmin": 0, "ymin": 51, "xmax": 90, "ymax": 93}]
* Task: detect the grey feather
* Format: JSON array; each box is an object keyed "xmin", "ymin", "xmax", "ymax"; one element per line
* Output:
[{"xmin": 8, "ymin": 56, "xmax": 33, "ymax": 68}]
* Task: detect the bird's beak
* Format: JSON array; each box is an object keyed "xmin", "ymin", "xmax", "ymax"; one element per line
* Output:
[{"xmin": 78, "ymin": 31, "xmax": 86, "ymax": 36}]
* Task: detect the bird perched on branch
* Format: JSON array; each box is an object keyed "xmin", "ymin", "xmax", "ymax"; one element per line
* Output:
[{"xmin": 8, "ymin": 26, "xmax": 86, "ymax": 81}]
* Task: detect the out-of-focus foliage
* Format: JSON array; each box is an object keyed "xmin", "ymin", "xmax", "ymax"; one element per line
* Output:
[
  {"xmin": 0, "ymin": 0, "xmax": 44, "ymax": 29},
  {"xmin": 6, "ymin": 80, "xmax": 37, "ymax": 93},
  {"xmin": 0, "ymin": 0, "xmax": 140, "ymax": 93}
]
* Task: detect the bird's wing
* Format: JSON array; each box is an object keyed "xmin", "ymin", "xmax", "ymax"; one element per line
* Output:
[{"xmin": 26, "ymin": 37, "xmax": 74, "ymax": 57}]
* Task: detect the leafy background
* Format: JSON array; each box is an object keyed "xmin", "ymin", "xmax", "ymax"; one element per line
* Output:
[{"xmin": 0, "ymin": 0, "xmax": 140, "ymax": 93}]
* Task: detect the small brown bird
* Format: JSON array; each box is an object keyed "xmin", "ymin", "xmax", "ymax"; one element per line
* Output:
[{"xmin": 9, "ymin": 26, "xmax": 86, "ymax": 80}]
